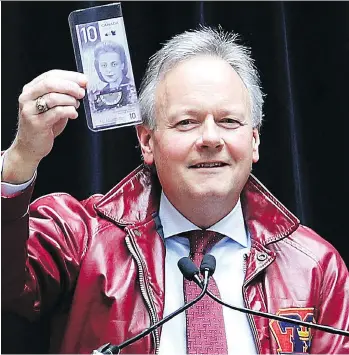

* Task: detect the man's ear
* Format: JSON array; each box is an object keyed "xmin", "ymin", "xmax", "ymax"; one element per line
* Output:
[
  {"xmin": 136, "ymin": 125, "xmax": 154, "ymax": 165},
  {"xmin": 252, "ymin": 128, "xmax": 260, "ymax": 163}
]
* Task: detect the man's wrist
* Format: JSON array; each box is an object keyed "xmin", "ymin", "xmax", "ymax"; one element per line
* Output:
[{"xmin": 2, "ymin": 146, "xmax": 39, "ymax": 184}]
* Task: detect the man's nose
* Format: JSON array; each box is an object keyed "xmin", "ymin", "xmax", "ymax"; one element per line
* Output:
[{"xmin": 197, "ymin": 115, "xmax": 223, "ymax": 149}]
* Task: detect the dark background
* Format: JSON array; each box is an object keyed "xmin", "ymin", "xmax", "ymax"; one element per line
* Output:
[{"xmin": 2, "ymin": 1, "xmax": 349, "ymax": 353}]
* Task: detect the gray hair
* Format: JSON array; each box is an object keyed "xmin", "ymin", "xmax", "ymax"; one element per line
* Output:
[{"xmin": 138, "ymin": 26, "xmax": 264, "ymax": 130}]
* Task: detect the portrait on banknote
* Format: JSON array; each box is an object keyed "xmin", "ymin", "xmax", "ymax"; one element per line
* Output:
[{"xmin": 69, "ymin": 3, "xmax": 142, "ymax": 131}]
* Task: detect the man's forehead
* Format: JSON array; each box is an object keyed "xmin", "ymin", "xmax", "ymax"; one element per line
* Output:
[
  {"xmin": 170, "ymin": 105, "xmax": 247, "ymax": 117},
  {"xmin": 157, "ymin": 56, "xmax": 246, "ymax": 93},
  {"xmin": 154, "ymin": 57, "xmax": 249, "ymax": 114}
]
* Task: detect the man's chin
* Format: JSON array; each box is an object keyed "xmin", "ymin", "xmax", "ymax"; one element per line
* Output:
[{"xmin": 187, "ymin": 188, "xmax": 230, "ymax": 201}]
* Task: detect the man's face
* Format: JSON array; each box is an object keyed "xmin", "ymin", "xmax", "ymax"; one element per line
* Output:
[
  {"xmin": 138, "ymin": 56, "xmax": 260, "ymax": 214},
  {"xmin": 98, "ymin": 52, "xmax": 124, "ymax": 83}
]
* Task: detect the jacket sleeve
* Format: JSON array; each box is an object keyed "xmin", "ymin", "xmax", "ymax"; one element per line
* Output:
[
  {"xmin": 311, "ymin": 247, "xmax": 349, "ymax": 353},
  {"xmin": 1, "ymin": 182, "xmax": 92, "ymax": 321}
]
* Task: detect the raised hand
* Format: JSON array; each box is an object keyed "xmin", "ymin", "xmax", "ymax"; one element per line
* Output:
[{"xmin": 2, "ymin": 70, "xmax": 87, "ymax": 184}]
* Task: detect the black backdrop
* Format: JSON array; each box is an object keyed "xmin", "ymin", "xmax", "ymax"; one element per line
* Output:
[{"xmin": 2, "ymin": 2, "xmax": 349, "ymax": 353}]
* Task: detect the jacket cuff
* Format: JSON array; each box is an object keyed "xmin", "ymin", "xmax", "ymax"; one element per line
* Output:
[{"xmin": 1, "ymin": 180, "xmax": 35, "ymax": 222}]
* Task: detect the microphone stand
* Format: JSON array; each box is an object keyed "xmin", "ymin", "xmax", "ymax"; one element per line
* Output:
[
  {"xmin": 205, "ymin": 289, "xmax": 349, "ymax": 337},
  {"xmin": 92, "ymin": 272, "xmax": 210, "ymax": 354},
  {"xmin": 190, "ymin": 254, "xmax": 349, "ymax": 337},
  {"xmin": 193, "ymin": 255, "xmax": 349, "ymax": 338}
]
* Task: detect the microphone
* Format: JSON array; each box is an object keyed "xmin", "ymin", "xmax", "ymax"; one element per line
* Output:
[
  {"xmin": 177, "ymin": 256, "xmax": 200, "ymax": 282},
  {"xmin": 178, "ymin": 256, "xmax": 203, "ymax": 287},
  {"xmin": 92, "ymin": 257, "xmax": 212, "ymax": 354},
  {"xmin": 200, "ymin": 253, "xmax": 216, "ymax": 277},
  {"xmin": 194, "ymin": 255, "xmax": 349, "ymax": 338}
]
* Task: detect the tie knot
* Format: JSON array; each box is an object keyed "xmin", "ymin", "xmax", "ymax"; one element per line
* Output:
[{"xmin": 186, "ymin": 230, "xmax": 223, "ymax": 257}]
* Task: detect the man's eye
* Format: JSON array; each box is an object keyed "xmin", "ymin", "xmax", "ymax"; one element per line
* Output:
[
  {"xmin": 175, "ymin": 119, "xmax": 198, "ymax": 130},
  {"xmin": 178, "ymin": 119, "xmax": 193, "ymax": 125},
  {"xmin": 220, "ymin": 118, "xmax": 242, "ymax": 127},
  {"xmin": 101, "ymin": 63, "xmax": 107, "ymax": 68},
  {"xmin": 112, "ymin": 62, "xmax": 118, "ymax": 67}
]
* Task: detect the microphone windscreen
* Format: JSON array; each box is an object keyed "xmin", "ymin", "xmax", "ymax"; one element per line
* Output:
[
  {"xmin": 200, "ymin": 254, "xmax": 216, "ymax": 276},
  {"xmin": 178, "ymin": 257, "xmax": 199, "ymax": 281}
]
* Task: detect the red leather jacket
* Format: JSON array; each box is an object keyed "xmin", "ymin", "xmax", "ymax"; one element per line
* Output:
[{"xmin": 2, "ymin": 166, "xmax": 349, "ymax": 354}]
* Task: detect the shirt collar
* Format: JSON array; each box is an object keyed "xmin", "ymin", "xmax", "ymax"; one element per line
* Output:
[{"xmin": 158, "ymin": 191, "xmax": 249, "ymax": 248}]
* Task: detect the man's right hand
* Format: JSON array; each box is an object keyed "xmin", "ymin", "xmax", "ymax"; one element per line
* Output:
[{"xmin": 2, "ymin": 70, "xmax": 88, "ymax": 184}]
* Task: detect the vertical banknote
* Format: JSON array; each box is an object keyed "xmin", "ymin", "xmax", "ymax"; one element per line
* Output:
[{"xmin": 75, "ymin": 15, "xmax": 141, "ymax": 130}]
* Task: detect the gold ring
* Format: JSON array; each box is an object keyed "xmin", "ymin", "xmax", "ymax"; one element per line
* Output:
[{"xmin": 36, "ymin": 96, "xmax": 49, "ymax": 114}]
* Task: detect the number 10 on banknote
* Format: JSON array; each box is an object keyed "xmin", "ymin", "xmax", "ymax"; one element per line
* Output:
[{"xmin": 69, "ymin": 3, "xmax": 142, "ymax": 131}]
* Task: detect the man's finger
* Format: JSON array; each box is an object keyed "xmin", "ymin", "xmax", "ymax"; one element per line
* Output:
[
  {"xmin": 40, "ymin": 93, "xmax": 80, "ymax": 110},
  {"xmin": 21, "ymin": 93, "xmax": 80, "ymax": 117},
  {"xmin": 41, "ymin": 105, "xmax": 79, "ymax": 126},
  {"xmin": 26, "ymin": 70, "xmax": 88, "ymax": 89},
  {"xmin": 21, "ymin": 77, "xmax": 86, "ymax": 103}
]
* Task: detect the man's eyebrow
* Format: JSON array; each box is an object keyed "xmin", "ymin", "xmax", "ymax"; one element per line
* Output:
[
  {"xmin": 167, "ymin": 108, "xmax": 199, "ymax": 120},
  {"xmin": 215, "ymin": 107, "xmax": 246, "ymax": 118}
]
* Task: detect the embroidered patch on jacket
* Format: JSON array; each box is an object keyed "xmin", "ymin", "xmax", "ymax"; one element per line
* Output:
[{"xmin": 269, "ymin": 307, "xmax": 315, "ymax": 354}]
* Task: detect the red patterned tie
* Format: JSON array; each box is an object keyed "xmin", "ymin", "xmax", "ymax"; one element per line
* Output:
[{"xmin": 183, "ymin": 230, "xmax": 228, "ymax": 354}]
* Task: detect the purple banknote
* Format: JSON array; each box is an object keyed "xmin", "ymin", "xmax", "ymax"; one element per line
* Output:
[{"xmin": 69, "ymin": 3, "xmax": 142, "ymax": 131}]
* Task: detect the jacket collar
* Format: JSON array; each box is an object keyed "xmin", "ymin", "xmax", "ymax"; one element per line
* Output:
[
  {"xmin": 241, "ymin": 174, "xmax": 299, "ymax": 245},
  {"xmin": 94, "ymin": 165, "xmax": 299, "ymax": 245}
]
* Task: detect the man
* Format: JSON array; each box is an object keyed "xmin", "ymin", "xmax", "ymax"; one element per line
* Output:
[{"xmin": 2, "ymin": 27, "xmax": 349, "ymax": 354}]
